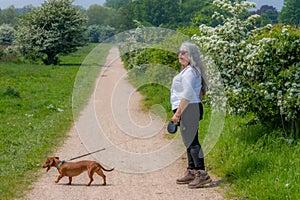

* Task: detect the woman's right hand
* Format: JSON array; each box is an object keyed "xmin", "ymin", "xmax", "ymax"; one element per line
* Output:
[{"xmin": 171, "ymin": 114, "xmax": 180, "ymax": 123}]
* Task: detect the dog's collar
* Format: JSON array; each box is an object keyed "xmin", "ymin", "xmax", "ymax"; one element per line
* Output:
[{"xmin": 56, "ymin": 160, "xmax": 66, "ymax": 169}]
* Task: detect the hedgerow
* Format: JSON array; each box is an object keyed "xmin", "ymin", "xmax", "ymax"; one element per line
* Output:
[{"xmin": 192, "ymin": 0, "xmax": 300, "ymax": 138}]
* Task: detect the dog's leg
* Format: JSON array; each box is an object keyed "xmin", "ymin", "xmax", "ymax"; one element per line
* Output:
[
  {"xmin": 86, "ymin": 169, "xmax": 95, "ymax": 186},
  {"xmin": 96, "ymin": 169, "xmax": 106, "ymax": 185},
  {"xmin": 55, "ymin": 175, "xmax": 64, "ymax": 184},
  {"xmin": 67, "ymin": 177, "xmax": 72, "ymax": 185},
  {"xmin": 86, "ymin": 176, "xmax": 94, "ymax": 186}
]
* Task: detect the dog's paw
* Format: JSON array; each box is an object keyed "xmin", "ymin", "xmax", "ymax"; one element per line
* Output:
[{"xmin": 46, "ymin": 167, "xmax": 50, "ymax": 172}]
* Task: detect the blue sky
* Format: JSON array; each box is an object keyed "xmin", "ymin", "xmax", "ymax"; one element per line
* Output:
[
  {"xmin": 250, "ymin": 0, "xmax": 284, "ymax": 11},
  {"xmin": 0, "ymin": 0, "xmax": 284, "ymax": 10},
  {"xmin": 0, "ymin": 0, "xmax": 106, "ymax": 9}
]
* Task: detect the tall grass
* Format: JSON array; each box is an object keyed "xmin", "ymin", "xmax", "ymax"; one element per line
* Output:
[{"xmin": 0, "ymin": 43, "xmax": 111, "ymax": 199}]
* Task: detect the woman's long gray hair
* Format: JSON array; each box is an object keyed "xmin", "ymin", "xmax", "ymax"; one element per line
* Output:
[{"xmin": 181, "ymin": 41, "xmax": 209, "ymax": 94}]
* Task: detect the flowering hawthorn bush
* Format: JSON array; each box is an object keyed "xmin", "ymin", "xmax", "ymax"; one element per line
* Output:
[
  {"xmin": 0, "ymin": 24, "xmax": 15, "ymax": 45},
  {"xmin": 192, "ymin": 0, "xmax": 300, "ymax": 136}
]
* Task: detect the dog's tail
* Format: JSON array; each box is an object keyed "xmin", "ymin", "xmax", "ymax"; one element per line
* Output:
[{"xmin": 98, "ymin": 164, "xmax": 114, "ymax": 172}]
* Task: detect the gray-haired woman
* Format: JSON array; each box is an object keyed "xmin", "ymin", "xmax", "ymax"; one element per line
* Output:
[{"xmin": 170, "ymin": 41, "xmax": 211, "ymax": 188}]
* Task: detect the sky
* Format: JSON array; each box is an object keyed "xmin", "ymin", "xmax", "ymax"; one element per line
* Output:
[
  {"xmin": 0, "ymin": 0, "xmax": 284, "ymax": 11},
  {"xmin": 0, "ymin": 0, "xmax": 106, "ymax": 9}
]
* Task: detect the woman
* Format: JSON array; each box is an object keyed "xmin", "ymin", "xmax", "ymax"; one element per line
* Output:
[{"xmin": 170, "ymin": 41, "xmax": 211, "ymax": 188}]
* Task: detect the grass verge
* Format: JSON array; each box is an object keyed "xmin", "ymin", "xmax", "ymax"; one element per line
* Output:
[
  {"xmin": 206, "ymin": 114, "xmax": 300, "ymax": 200},
  {"xmin": 129, "ymin": 79, "xmax": 300, "ymax": 199},
  {"xmin": 0, "ymin": 43, "xmax": 111, "ymax": 199}
]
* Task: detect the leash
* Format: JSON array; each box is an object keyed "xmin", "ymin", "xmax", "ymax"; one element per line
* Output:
[
  {"xmin": 66, "ymin": 129, "xmax": 159, "ymax": 161},
  {"xmin": 68, "ymin": 148, "xmax": 106, "ymax": 161},
  {"xmin": 66, "ymin": 118, "xmax": 171, "ymax": 161}
]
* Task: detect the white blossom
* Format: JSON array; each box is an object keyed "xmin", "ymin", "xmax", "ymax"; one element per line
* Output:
[{"xmin": 191, "ymin": 0, "xmax": 300, "ymax": 122}]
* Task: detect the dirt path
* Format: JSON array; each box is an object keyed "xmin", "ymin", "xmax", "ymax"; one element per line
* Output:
[{"xmin": 21, "ymin": 47, "xmax": 224, "ymax": 200}]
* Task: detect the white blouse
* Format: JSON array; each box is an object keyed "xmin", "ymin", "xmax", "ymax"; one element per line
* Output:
[{"xmin": 170, "ymin": 66, "xmax": 202, "ymax": 110}]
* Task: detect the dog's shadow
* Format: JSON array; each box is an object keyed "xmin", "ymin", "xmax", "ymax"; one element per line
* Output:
[{"xmin": 59, "ymin": 183, "xmax": 113, "ymax": 187}]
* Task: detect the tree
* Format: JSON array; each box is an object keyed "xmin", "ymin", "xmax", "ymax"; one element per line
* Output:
[
  {"xmin": 86, "ymin": 4, "xmax": 120, "ymax": 28},
  {"xmin": 0, "ymin": 6, "xmax": 20, "ymax": 26},
  {"xmin": 251, "ymin": 5, "xmax": 278, "ymax": 27},
  {"xmin": 120, "ymin": 0, "xmax": 180, "ymax": 28},
  {"xmin": 190, "ymin": 0, "xmax": 229, "ymax": 27},
  {"xmin": 86, "ymin": 25, "xmax": 115, "ymax": 43},
  {"xmin": 14, "ymin": 0, "xmax": 88, "ymax": 65},
  {"xmin": 116, "ymin": 3, "xmax": 137, "ymax": 31},
  {"xmin": 279, "ymin": 0, "xmax": 300, "ymax": 26},
  {"xmin": 104, "ymin": 0, "xmax": 132, "ymax": 10}
]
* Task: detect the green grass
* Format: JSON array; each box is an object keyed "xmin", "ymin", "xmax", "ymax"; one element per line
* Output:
[
  {"xmin": 1, "ymin": 43, "xmax": 299, "ymax": 199},
  {"xmin": 206, "ymin": 115, "xmax": 300, "ymax": 200},
  {"xmin": 0, "ymin": 43, "xmax": 111, "ymax": 199},
  {"xmin": 127, "ymin": 75, "xmax": 300, "ymax": 199}
]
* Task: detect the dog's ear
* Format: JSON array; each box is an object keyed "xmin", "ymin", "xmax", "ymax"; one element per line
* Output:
[{"xmin": 50, "ymin": 158, "xmax": 56, "ymax": 166}]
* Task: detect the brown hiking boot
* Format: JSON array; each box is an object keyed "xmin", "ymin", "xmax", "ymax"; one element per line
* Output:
[
  {"xmin": 188, "ymin": 170, "xmax": 212, "ymax": 188},
  {"xmin": 176, "ymin": 169, "xmax": 195, "ymax": 184}
]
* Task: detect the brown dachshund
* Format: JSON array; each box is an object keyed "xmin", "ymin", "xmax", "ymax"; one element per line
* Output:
[{"xmin": 43, "ymin": 157, "xmax": 114, "ymax": 186}]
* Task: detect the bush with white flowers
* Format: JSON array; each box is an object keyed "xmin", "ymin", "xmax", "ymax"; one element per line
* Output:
[
  {"xmin": 0, "ymin": 24, "xmax": 15, "ymax": 45},
  {"xmin": 192, "ymin": 0, "xmax": 300, "ymax": 136}
]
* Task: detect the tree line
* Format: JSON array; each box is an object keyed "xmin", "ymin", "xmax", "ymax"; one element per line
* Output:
[
  {"xmin": 0, "ymin": 0, "xmax": 299, "ymax": 65},
  {"xmin": 1, "ymin": 0, "xmax": 299, "ymax": 30}
]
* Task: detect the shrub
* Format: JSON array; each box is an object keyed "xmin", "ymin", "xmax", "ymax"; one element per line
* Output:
[
  {"xmin": 0, "ymin": 24, "xmax": 15, "ymax": 45},
  {"xmin": 192, "ymin": 0, "xmax": 300, "ymax": 138},
  {"xmin": 0, "ymin": 45, "xmax": 20, "ymax": 62},
  {"xmin": 86, "ymin": 25, "xmax": 115, "ymax": 43}
]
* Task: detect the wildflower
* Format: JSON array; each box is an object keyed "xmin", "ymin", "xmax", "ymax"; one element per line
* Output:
[{"xmin": 285, "ymin": 183, "xmax": 289, "ymax": 188}]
